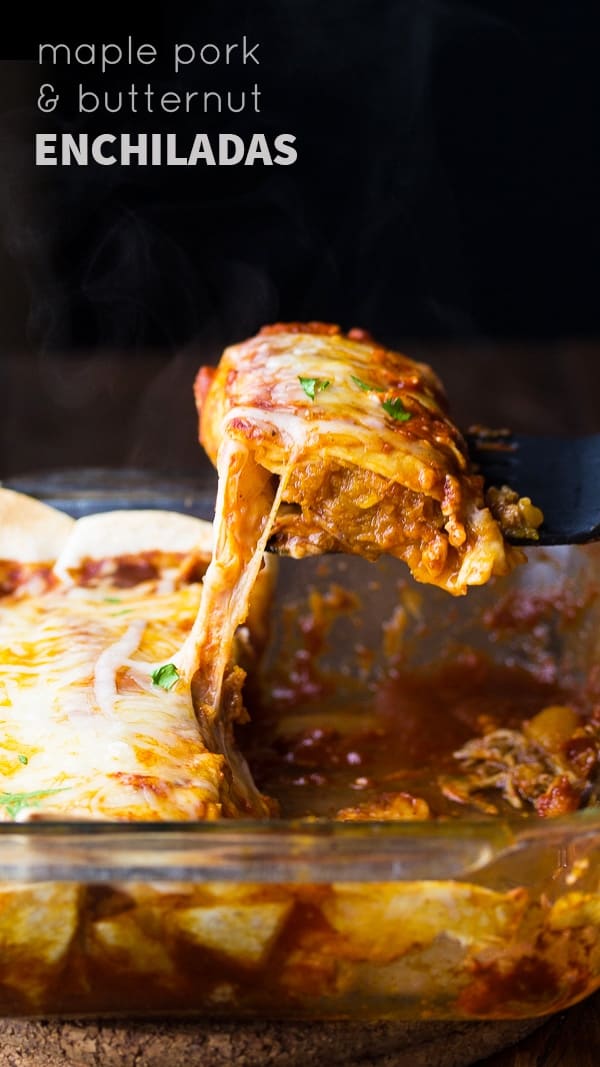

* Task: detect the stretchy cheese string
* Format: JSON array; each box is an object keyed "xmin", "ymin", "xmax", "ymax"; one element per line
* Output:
[
  {"xmin": 174, "ymin": 437, "xmax": 296, "ymax": 708},
  {"xmin": 93, "ymin": 618, "xmax": 146, "ymax": 717}
]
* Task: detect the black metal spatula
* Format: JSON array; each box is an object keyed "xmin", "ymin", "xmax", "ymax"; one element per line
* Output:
[{"xmin": 466, "ymin": 431, "xmax": 600, "ymax": 546}]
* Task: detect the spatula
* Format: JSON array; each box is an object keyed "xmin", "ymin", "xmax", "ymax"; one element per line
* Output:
[{"xmin": 466, "ymin": 430, "xmax": 600, "ymax": 546}]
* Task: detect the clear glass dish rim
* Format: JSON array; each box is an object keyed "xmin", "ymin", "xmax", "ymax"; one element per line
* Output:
[
  {"xmin": 2, "ymin": 807, "xmax": 600, "ymax": 837},
  {"xmin": 0, "ymin": 810, "xmax": 597, "ymax": 885}
]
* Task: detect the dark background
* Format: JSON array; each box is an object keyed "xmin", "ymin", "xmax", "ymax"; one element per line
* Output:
[{"xmin": 1, "ymin": 2, "xmax": 599, "ymax": 475}]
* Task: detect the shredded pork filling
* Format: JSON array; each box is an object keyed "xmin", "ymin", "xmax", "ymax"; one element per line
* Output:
[{"xmin": 268, "ymin": 460, "xmax": 465, "ymax": 582}]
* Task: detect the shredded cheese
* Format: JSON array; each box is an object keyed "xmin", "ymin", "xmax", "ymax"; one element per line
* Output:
[
  {"xmin": 93, "ymin": 618, "xmax": 147, "ymax": 717},
  {"xmin": 0, "ymin": 583, "xmax": 226, "ymax": 820}
]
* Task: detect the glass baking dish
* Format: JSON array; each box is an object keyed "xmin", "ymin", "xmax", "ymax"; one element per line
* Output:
[{"xmin": 0, "ymin": 468, "xmax": 599, "ymax": 1022}]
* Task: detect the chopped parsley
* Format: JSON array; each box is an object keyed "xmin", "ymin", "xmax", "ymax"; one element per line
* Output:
[
  {"xmin": 151, "ymin": 663, "xmax": 180, "ymax": 691},
  {"xmin": 17, "ymin": 754, "xmax": 28, "ymax": 765},
  {"xmin": 382, "ymin": 396, "xmax": 412, "ymax": 422},
  {"xmin": 0, "ymin": 787, "xmax": 68, "ymax": 820},
  {"xmin": 103, "ymin": 597, "xmax": 121, "ymax": 604},
  {"xmin": 350, "ymin": 375, "xmax": 384, "ymax": 393},
  {"xmin": 298, "ymin": 376, "xmax": 330, "ymax": 401}
]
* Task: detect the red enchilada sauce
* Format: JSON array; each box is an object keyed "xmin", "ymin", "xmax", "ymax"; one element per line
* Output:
[{"xmin": 244, "ymin": 585, "xmax": 600, "ymax": 821}]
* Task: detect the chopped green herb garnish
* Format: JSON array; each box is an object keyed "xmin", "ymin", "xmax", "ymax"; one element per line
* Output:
[
  {"xmin": 0, "ymin": 787, "xmax": 68, "ymax": 820},
  {"xmin": 17, "ymin": 754, "xmax": 28, "ymax": 765},
  {"xmin": 351, "ymin": 375, "xmax": 384, "ymax": 393},
  {"xmin": 103, "ymin": 597, "xmax": 121, "ymax": 604},
  {"xmin": 112, "ymin": 609, "xmax": 133, "ymax": 616},
  {"xmin": 382, "ymin": 396, "xmax": 412, "ymax": 422},
  {"xmin": 151, "ymin": 663, "xmax": 180, "ymax": 691},
  {"xmin": 298, "ymin": 376, "xmax": 330, "ymax": 401}
]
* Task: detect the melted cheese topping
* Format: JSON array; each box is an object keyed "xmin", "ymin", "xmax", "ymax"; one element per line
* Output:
[
  {"xmin": 0, "ymin": 581, "xmax": 228, "ymax": 821},
  {"xmin": 200, "ymin": 329, "xmax": 465, "ymax": 491},
  {"xmin": 0, "ymin": 494, "xmax": 277, "ymax": 823}
]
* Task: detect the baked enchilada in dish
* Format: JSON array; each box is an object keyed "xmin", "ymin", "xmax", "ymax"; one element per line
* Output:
[
  {"xmin": 0, "ymin": 489, "xmax": 597, "ymax": 1019},
  {"xmin": 0, "ymin": 489, "xmax": 275, "ymax": 821},
  {"xmin": 0, "ymin": 328, "xmax": 598, "ymax": 1022}
]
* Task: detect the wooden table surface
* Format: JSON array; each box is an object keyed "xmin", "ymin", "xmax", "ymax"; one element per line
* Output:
[{"xmin": 475, "ymin": 991, "xmax": 600, "ymax": 1066}]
